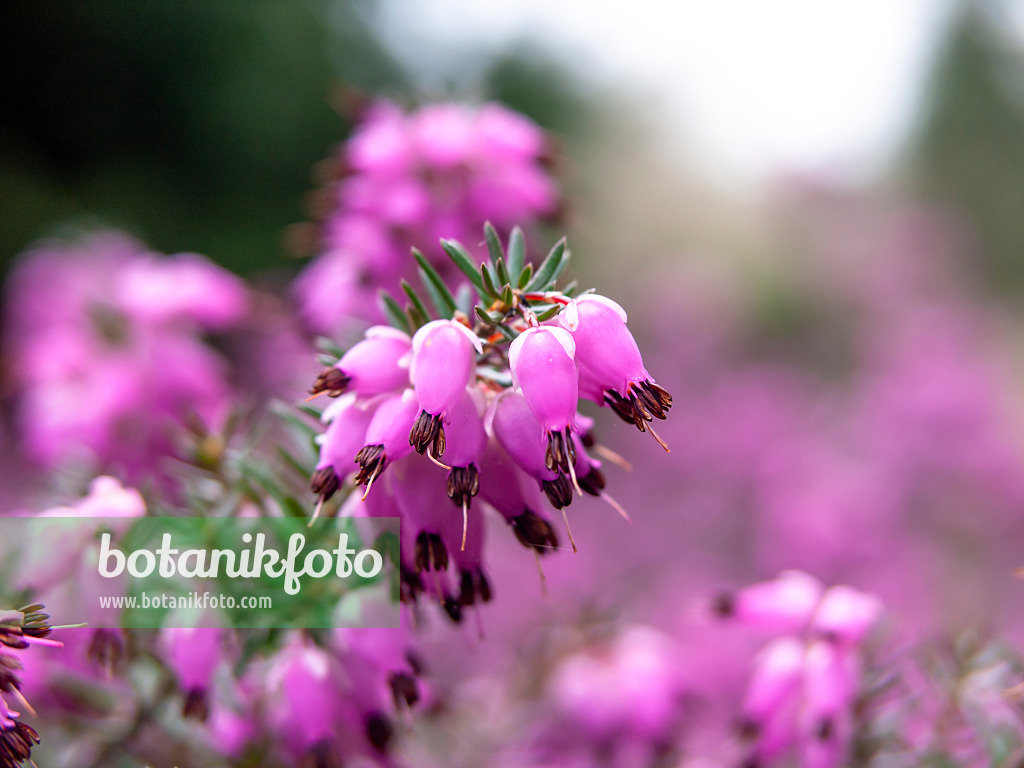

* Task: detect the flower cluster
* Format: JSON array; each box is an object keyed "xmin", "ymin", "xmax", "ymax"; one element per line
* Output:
[
  {"xmin": 713, "ymin": 571, "xmax": 883, "ymax": 768},
  {"xmin": 294, "ymin": 100, "xmax": 559, "ymax": 333},
  {"xmin": 0, "ymin": 606, "xmax": 61, "ymax": 768},
  {"xmin": 3, "ymin": 230, "xmax": 248, "ymax": 481},
  {"xmin": 162, "ymin": 629, "xmax": 426, "ymax": 767},
  {"xmin": 308, "ymin": 228, "xmax": 671, "ymax": 616}
]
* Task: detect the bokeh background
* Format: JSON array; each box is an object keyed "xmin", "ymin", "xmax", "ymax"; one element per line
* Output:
[{"xmin": 6, "ymin": 1, "xmax": 1024, "ymax": 766}]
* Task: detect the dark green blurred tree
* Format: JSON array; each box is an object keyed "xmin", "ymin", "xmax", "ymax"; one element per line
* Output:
[
  {"xmin": 910, "ymin": 0, "xmax": 1024, "ymax": 289},
  {"xmin": 0, "ymin": 1, "xmax": 406, "ymax": 275}
]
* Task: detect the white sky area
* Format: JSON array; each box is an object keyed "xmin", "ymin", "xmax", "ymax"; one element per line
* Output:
[{"xmin": 368, "ymin": 0, "xmax": 958, "ymax": 186}]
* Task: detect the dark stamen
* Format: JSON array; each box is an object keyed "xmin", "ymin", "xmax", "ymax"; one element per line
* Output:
[
  {"xmin": 541, "ymin": 473, "xmax": 573, "ymax": 509},
  {"xmin": 442, "ymin": 595, "xmax": 463, "ymax": 624},
  {"xmin": 414, "ymin": 532, "xmax": 448, "ymax": 573},
  {"xmin": 446, "ymin": 464, "xmax": 480, "ymax": 507},
  {"xmin": 354, "ymin": 444, "xmax": 387, "ymax": 487},
  {"xmin": 577, "ymin": 466, "xmax": 606, "ymax": 497},
  {"xmin": 544, "ymin": 429, "xmax": 576, "ymax": 475},
  {"xmin": 366, "ymin": 712, "xmax": 393, "ymax": 752},
  {"xmin": 458, "ymin": 569, "xmax": 493, "ymax": 606},
  {"xmin": 310, "ymin": 466, "xmax": 341, "ymax": 502},
  {"xmin": 399, "ymin": 565, "xmax": 423, "ymax": 604},
  {"xmin": 388, "ymin": 671, "xmax": 420, "ymax": 709},
  {"xmin": 300, "ymin": 740, "xmax": 342, "ymax": 768},
  {"xmin": 409, "ymin": 410, "xmax": 446, "ymax": 457},
  {"xmin": 87, "ymin": 628, "xmax": 125, "ymax": 669},
  {"xmin": 511, "ymin": 510, "xmax": 560, "ymax": 554},
  {"xmin": 183, "ymin": 688, "xmax": 210, "ymax": 722},
  {"xmin": 309, "ymin": 367, "xmax": 351, "ymax": 398}
]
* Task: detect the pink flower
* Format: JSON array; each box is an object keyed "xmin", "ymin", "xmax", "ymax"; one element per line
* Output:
[
  {"xmin": 3, "ymin": 230, "xmax": 246, "ymax": 482},
  {"xmin": 309, "ymin": 325, "xmax": 411, "ymax": 399},
  {"xmin": 355, "ymin": 390, "xmax": 420, "ymax": 491},
  {"xmin": 293, "ymin": 100, "xmax": 559, "ymax": 334},
  {"xmin": 510, "ymin": 325, "xmax": 579, "ymax": 477},
  {"xmin": 409, "ymin": 319, "xmax": 482, "ymax": 457},
  {"xmin": 561, "ymin": 294, "xmax": 672, "ymax": 441}
]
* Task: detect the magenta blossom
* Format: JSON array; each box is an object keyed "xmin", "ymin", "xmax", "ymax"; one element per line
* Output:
[
  {"xmin": 293, "ymin": 101, "xmax": 559, "ymax": 334},
  {"xmin": 561, "ymin": 294, "xmax": 672, "ymax": 446},
  {"xmin": 509, "ymin": 325, "xmax": 579, "ymax": 479},
  {"xmin": 4, "ymin": 230, "xmax": 247, "ymax": 482},
  {"xmin": 309, "ymin": 325, "xmax": 411, "ymax": 399},
  {"xmin": 714, "ymin": 572, "xmax": 883, "ymax": 768},
  {"xmin": 409, "ymin": 319, "xmax": 483, "ymax": 458}
]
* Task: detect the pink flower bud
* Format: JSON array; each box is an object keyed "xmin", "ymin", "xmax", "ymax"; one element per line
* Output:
[
  {"xmin": 713, "ymin": 571, "xmax": 824, "ymax": 634},
  {"xmin": 409, "ymin": 319, "xmax": 482, "ymax": 457},
  {"xmin": 310, "ymin": 326, "xmax": 411, "ymax": 398}
]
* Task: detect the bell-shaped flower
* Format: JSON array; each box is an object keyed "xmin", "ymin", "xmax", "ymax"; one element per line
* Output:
[
  {"xmin": 311, "ymin": 395, "xmax": 378, "ymax": 503},
  {"xmin": 310, "ymin": 326, "xmax": 411, "ymax": 399},
  {"xmin": 477, "ymin": 440, "xmax": 560, "ymax": 555},
  {"xmin": 509, "ymin": 325, "xmax": 579, "ymax": 477},
  {"xmin": 441, "ymin": 389, "xmax": 487, "ymax": 527},
  {"xmin": 488, "ymin": 391, "xmax": 573, "ymax": 510},
  {"xmin": 561, "ymin": 294, "xmax": 672, "ymax": 438},
  {"xmin": 355, "ymin": 390, "xmax": 420, "ymax": 492},
  {"xmin": 409, "ymin": 319, "xmax": 482, "ymax": 457},
  {"xmin": 266, "ymin": 634, "xmax": 356, "ymax": 765}
]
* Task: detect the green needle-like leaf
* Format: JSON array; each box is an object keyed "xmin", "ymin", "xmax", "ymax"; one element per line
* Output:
[
  {"xmin": 534, "ymin": 304, "xmax": 562, "ymax": 322},
  {"xmin": 517, "ymin": 263, "xmax": 534, "ymax": 290},
  {"xmin": 440, "ymin": 239, "xmax": 488, "ymax": 298},
  {"xmin": 481, "ymin": 263, "xmax": 499, "ymax": 298},
  {"xmin": 413, "ymin": 248, "xmax": 458, "ymax": 317},
  {"xmin": 401, "ymin": 279, "xmax": 432, "ymax": 324},
  {"xmin": 474, "ymin": 305, "xmax": 495, "ymax": 326},
  {"xmin": 379, "ymin": 291, "xmax": 413, "ymax": 333},
  {"xmin": 495, "ymin": 256, "xmax": 510, "ymax": 287},
  {"xmin": 506, "ymin": 226, "xmax": 525, "ymax": 283},
  {"xmin": 417, "ymin": 266, "xmax": 455, "ymax": 319},
  {"xmin": 526, "ymin": 237, "xmax": 569, "ymax": 292},
  {"xmin": 484, "ymin": 222, "xmax": 504, "ymax": 265}
]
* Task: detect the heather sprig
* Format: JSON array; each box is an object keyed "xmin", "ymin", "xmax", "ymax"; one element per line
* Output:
[{"xmin": 307, "ymin": 225, "xmax": 672, "ymax": 615}]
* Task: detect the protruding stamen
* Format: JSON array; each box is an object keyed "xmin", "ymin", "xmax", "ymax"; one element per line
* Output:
[
  {"xmin": 600, "ymin": 491, "xmax": 632, "ymax": 524},
  {"xmin": 461, "ymin": 497, "xmax": 468, "ymax": 551},
  {"xmin": 594, "ymin": 444, "xmax": 633, "ymax": 472},
  {"xmin": 561, "ymin": 507, "xmax": 578, "ymax": 553},
  {"xmin": 646, "ymin": 422, "xmax": 670, "ymax": 453},
  {"xmin": 427, "ymin": 449, "xmax": 452, "ymax": 471}
]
